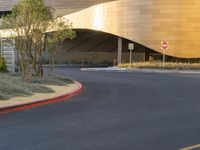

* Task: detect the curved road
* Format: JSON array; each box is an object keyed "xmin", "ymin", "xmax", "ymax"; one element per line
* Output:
[{"xmin": 0, "ymin": 67, "xmax": 200, "ymax": 150}]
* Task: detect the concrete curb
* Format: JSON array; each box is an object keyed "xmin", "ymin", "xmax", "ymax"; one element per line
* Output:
[
  {"xmin": 81, "ymin": 67, "xmax": 200, "ymax": 74},
  {"xmin": 0, "ymin": 81, "xmax": 83, "ymax": 115}
]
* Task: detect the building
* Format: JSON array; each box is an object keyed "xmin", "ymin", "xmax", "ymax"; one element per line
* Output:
[{"xmin": 1, "ymin": 0, "xmax": 200, "ymax": 66}]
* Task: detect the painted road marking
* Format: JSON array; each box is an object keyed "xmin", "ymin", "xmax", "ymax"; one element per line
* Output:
[{"xmin": 180, "ymin": 144, "xmax": 200, "ymax": 150}]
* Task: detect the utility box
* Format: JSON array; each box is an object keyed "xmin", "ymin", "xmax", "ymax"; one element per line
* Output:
[{"xmin": 0, "ymin": 38, "xmax": 16, "ymax": 73}]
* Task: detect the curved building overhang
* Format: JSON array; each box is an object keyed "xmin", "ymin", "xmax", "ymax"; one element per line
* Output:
[
  {"xmin": 0, "ymin": 0, "xmax": 116, "ymax": 16},
  {"xmin": 0, "ymin": 0, "xmax": 200, "ymax": 58},
  {"xmin": 60, "ymin": 0, "xmax": 200, "ymax": 58}
]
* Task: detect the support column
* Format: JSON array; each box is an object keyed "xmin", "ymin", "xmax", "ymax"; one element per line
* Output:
[{"xmin": 118, "ymin": 37, "xmax": 122, "ymax": 65}]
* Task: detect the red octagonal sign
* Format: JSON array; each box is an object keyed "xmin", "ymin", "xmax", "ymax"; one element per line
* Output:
[{"xmin": 161, "ymin": 41, "xmax": 168, "ymax": 50}]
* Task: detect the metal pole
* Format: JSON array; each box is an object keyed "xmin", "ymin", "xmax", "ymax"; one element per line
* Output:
[
  {"xmin": 163, "ymin": 49, "xmax": 165, "ymax": 69},
  {"xmin": 130, "ymin": 50, "xmax": 132, "ymax": 64}
]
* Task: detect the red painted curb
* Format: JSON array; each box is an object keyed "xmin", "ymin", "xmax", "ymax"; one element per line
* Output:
[{"xmin": 0, "ymin": 81, "xmax": 83, "ymax": 115}]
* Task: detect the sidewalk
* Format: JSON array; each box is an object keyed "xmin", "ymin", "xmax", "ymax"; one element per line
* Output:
[
  {"xmin": 81, "ymin": 67, "xmax": 200, "ymax": 74},
  {"xmin": 0, "ymin": 81, "xmax": 83, "ymax": 114}
]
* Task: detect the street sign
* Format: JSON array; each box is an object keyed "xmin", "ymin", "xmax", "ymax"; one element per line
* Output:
[
  {"xmin": 161, "ymin": 41, "xmax": 168, "ymax": 69},
  {"xmin": 161, "ymin": 41, "xmax": 168, "ymax": 50},
  {"xmin": 128, "ymin": 43, "xmax": 134, "ymax": 50},
  {"xmin": 128, "ymin": 43, "xmax": 134, "ymax": 64}
]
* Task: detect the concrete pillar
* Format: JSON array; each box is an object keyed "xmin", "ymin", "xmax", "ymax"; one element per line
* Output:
[{"xmin": 118, "ymin": 37, "xmax": 122, "ymax": 65}]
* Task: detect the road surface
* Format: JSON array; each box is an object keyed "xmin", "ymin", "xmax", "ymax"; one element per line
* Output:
[{"xmin": 0, "ymin": 67, "xmax": 200, "ymax": 150}]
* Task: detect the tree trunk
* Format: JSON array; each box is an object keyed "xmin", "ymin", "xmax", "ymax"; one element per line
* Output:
[
  {"xmin": 19, "ymin": 51, "xmax": 32, "ymax": 83},
  {"xmin": 48, "ymin": 52, "xmax": 54, "ymax": 76},
  {"xmin": 17, "ymin": 38, "xmax": 32, "ymax": 83}
]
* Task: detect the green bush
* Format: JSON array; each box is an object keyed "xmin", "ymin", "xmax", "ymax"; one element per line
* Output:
[{"xmin": 0, "ymin": 57, "xmax": 7, "ymax": 73}]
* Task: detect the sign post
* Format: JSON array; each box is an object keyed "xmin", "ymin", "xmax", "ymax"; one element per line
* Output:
[
  {"xmin": 128, "ymin": 43, "xmax": 134, "ymax": 64},
  {"xmin": 161, "ymin": 41, "xmax": 168, "ymax": 69}
]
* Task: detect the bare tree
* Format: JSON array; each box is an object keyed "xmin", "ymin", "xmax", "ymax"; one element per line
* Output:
[
  {"xmin": 1, "ymin": 0, "xmax": 75, "ymax": 82},
  {"xmin": 46, "ymin": 19, "xmax": 76, "ymax": 75}
]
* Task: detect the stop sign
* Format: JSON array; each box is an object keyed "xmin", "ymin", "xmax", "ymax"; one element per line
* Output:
[{"xmin": 161, "ymin": 41, "xmax": 168, "ymax": 50}]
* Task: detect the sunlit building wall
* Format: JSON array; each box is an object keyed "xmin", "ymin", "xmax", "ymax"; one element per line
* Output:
[
  {"xmin": 61, "ymin": 0, "xmax": 200, "ymax": 58},
  {"xmin": 0, "ymin": 0, "xmax": 200, "ymax": 59}
]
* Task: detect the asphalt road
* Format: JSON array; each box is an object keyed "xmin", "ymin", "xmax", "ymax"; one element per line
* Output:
[{"xmin": 0, "ymin": 67, "xmax": 200, "ymax": 150}]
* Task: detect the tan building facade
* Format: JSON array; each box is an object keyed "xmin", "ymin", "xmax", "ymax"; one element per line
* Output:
[
  {"xmin": 61, "ymin": 0, "xmax": 200, "ymax": 58},
  {"xmin": 1, "ymin": 0, "xmax": 200, "ymax": 59}
]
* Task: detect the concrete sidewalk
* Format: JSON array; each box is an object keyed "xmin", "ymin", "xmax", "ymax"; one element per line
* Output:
[
  {"xmin": 81, "ymin": 67, "xmax": 200, "ymax": 74},
  {"xmin": 0, "ymin": 81, "xmax": 83, "ymax": 114}
]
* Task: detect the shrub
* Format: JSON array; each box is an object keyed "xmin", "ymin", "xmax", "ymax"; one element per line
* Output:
[
  {"xmin": 118, "ymin": 62, "xmax": 200, "ymax": 70},
  {"xmin": 0, "ymin": 57, "xmax": 7, "ymax": 73}
]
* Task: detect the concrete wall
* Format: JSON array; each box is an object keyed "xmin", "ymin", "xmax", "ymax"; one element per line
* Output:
[
  {"xmin": 54, "ymin": 52, "xmax": 145, "ymax": 64},
  {"xmin": 51, "ymin": 30, "xmax": 150, "ymax": 64}
]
